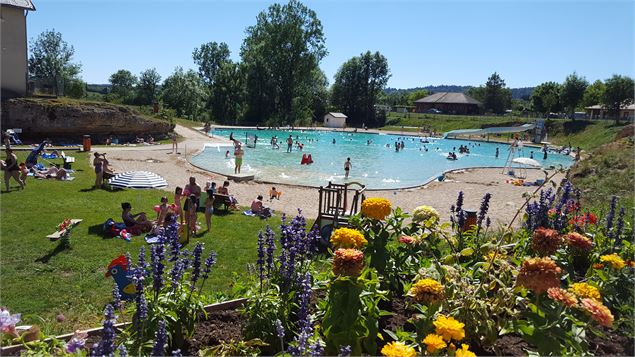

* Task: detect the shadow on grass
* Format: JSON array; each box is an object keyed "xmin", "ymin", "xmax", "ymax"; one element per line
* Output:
[
  {"xmin": 35, "ymin": 240, "xmax": 71, "ymax": 264},
  {"xmin": 87, "ymin": 223, "xmax": 107, "ymax": 236}
]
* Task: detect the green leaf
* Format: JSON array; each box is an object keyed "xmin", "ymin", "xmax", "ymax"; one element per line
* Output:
[{"xmin": 460, "ymin": 247, "xmax": 474, "ymax": 256}]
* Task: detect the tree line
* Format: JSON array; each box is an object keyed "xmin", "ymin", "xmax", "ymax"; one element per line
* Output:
[{"xmin": 27, "ymin": 1, "xmax": 633, "ymax": 127}]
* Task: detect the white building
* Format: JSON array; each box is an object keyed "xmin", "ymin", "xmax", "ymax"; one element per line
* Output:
[
  {"xmin": 1, "ymin": 0, "xmax": 35, "ymax": 99},
  {"xmin": 323, "ymin": 112, "xmax": 347, "ymax": 128}
]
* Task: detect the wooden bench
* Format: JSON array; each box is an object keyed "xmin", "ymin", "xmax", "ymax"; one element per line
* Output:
[
  {"xmin": 46, "ymin": 219, "xmax": 82, "ymax": 241},
  {"xmin": 212, "ymin": 194, "xmax": 233, "ymax": 212}
]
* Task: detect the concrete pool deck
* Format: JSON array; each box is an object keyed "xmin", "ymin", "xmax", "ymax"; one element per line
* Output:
[{"xmin": 99, "ymin": 124, "xmax": 566, "ymax": 226}]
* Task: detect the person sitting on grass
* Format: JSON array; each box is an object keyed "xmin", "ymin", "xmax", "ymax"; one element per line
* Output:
[
  {"xmin": 251, "ymin": 195, "xmax": 272, "ymax": 218},
  {"xmin": 121, "ymin": 202, "xmax": 152, "ymax": 234}
]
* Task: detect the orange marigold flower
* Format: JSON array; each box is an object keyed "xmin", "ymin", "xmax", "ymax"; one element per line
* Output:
[
  {"xmin": 408, "ymin": 278, "xmax": 445, "ymax": 304},
  {"xmin": 516, "ymin": 257, "xmax": 562, "ymax": 294},
  {"xmin": 581, "ymin": 298, "xmax": 614, "ymax": 327},
  {"xmin": 566, "ymin": 232, "xmax": 593, "ymax": 253},
  {"xmin": 592, "ymin": 263, "xmax": 604, "ymax": 269},
  {"xmin": 380, "ymin": 341, "xmax": 416, "ymax": 357},
  {"xmin": 547, "ymin": 287, "xmax": 578, "ymax": 307},
  {"xmin": 626, "ymin": 260, "xmax": 635, "ymax": 267},
  {"xmin": 455, "ymin": 344, "xmax": 476, "ymax": 357},
  {"xmin": 422, "ymin": 334, "xmax": 447, "ymax": 353},
  {"xmin": 332, "ymin": 249, "xmax": 364, "ymax": 277},
  {"xmin": 569, "ymin": 282, "xmax": 601, "ymax": 301},
  {"xmin": 361, "ymin": 197, "xmax": 392, "ymax": 220},
  {"xmin": 531, "ymin": 227, "xmax": 563, "ymax": 256},
  {"xmin": 433, "ymin": 315, "xmax": 465, "ymax": 342},
  {"xmin": 330, "ymin": 227, "xmax": 367, "ymax": 249}
]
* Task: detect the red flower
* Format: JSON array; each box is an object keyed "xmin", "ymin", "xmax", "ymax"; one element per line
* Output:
[{"xmin": 531, "ymin": 227, "xmax": 563, "ymax": 256}]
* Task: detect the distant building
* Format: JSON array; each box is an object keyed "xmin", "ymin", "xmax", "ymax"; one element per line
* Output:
[
  {"xmin": 586, "ymin": 103, "xmax": 635, "ymax": 121},
  {"xmin": 1, "ymin": 0, "xmax": 35, "ymax": 99},
  {"xmin": 323, "ymin": 112, "xmax": 347, "ymax": 128},
  {"xmin": 414, "ymin": 92, "xmax": 481, "ymax": 115}
]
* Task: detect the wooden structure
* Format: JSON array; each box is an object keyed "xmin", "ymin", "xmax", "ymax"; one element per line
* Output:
[
  {"xmin": 314, "ymin": 181, "xmax": 366, "ymax": 244},
  {"xmin": 46, "ymin": 219, "xmax": 82, "ymax": 241}
]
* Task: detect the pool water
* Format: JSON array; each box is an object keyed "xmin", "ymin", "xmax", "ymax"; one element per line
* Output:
[{"xmin": 190, "ymin": 128, "xmax": 573, "ymax": 189}]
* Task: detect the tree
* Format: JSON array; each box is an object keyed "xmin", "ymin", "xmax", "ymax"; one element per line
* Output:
[
  {"xmin": 467, "ymin": 86, "xmax": 486, "ymax": 103},
  {"xmin": 407, "ymin": 89, "xmax": 430, "ymax": 104},
  {"xmin": 64, "ymin": 79, "xmax": 86, "ymax": 99},
  {"xmin": 192, "ymin": 42, "xmax": 231, "ymax": 87},
  {"xmin": 581, "ymin": 80, "xmax": 605, "ymax": 108},
  {"xmin": 602, "ymin": 74, "xmax": 634, "ymax": 123},
  {"xmin": 483, "ymin": 72, "xmax": 509, "ymax": 114},
  {"xmin": 161, "ymin": 67, "xmax": 207, "ymax": 118},
  {"xmin": 330, "ymin": 51, "xmax": 391, "ymax": 127},
  {"xmin": 209, "ymin": 62, "xmax": 244, "ymax": 124},
  {"xmin": 137, "ymin": 68, "xmax": 162, "ymax": 105},
  {"xmin": 28, "ymin": 29, "xmax": 82, "ymax": 96},
  {"xmin": 241, "ymin": 0, "xmax": 327, "ymax": 125},
  {"xmin": 109, "ymin": 69, "xmax": 137, "ymax": 102},
  {"xmin": 531, "ymin": 82, "xmax": 562, "ymax": 117},
  {"xmin": 560, "ymin": 72, "xmax": 588, "ymax": 119}
]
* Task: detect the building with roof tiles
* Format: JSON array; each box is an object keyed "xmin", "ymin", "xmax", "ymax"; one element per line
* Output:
[
  {"xmin": 414, "ymin": 92, "xmax": 481, "ymax": 115},
  {"xmin": 1, "ymin": 0, "xmax": 35, "ymax": 99}
]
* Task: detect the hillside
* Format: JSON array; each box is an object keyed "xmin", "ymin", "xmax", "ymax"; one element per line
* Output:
[{"xmin": 384, "ymin": 86, "xmax": 534, "ymax": 99}]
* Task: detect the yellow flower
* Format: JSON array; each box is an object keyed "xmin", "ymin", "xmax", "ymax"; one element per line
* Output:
[
  {"xmin": 422, "ymin": 333, "xmax": 447, "ymax": 353},
  {"xmin": 408, "ymin": 278, "xmax": 445, "ymax": 304},
  {"xmin": 569, "ymin": 282, "xmax": 601, "ymax": 301},
  {"xmin": 361, "ymin": 198, "xmax": 392, "ymax": 220},
  {"xmin": 455, "ymin": 344, "xmax": 476, "ymax": 357},
  {"xmin": 380, "ymin": 341, "xmax": 416, "ymax": 357},
  {"xmin": 433, "ymin": 315, "xmax": 465, "ymax": 342},
  {"xmin": 412, "ymin": 205, "xmax": 440, "ymax": 225},
  {"xmin": 600, "ymin": 254, "xmax": 626, "ymax": 270},
  {"xmin": 330, "ymin": 227, "xmax": 367, "ymax": 249}
]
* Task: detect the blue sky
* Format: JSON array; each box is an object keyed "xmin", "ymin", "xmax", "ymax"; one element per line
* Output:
[{"xmin": 26, "ymin": 0, "xmax": 634, "ymax": 88}]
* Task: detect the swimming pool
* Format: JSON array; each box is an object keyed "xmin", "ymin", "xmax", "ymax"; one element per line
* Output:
[{"xmin": 190, "ymin": 128, "xmax": 573, "ymax": 189}]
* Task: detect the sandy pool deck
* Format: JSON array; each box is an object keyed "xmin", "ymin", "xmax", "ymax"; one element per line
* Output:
[{"xmin": 99, "ymin": 125, "xmax": 565, "ymax": 226}]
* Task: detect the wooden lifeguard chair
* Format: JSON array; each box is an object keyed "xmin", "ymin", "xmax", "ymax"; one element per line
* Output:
[{"xmin": 314, "ymin": 181, "xmax": 366, "ymax": 247}]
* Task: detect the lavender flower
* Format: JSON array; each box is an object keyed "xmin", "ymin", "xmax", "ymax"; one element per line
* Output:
[
  {"xmin": 112, "ymin": 284, "xmax": 121, "ymax": 311},
  {"xmin": 615, "ymin": 207, "xmax": 625, "ymax": 245},
  {"xmin": 137, "ymin": 246, "xmax": 148, "ymax": 272},
  {"xmin": 136, "ymin": 292, "xmax": 148, "ymax": 322},
  {"xmin": 477, "ymin": 193, "xmax": 492, "ymax": 231},
  {"xmin": 97, "ymin": 305, "xmax": 117, "ymax": 356},
  {"xmin": 151, "ymin": 320, "xmax": 167, "ymax": 356},
  {"xmin": 201, "ymin": 252, "xmax": 217, "ymax": 280},
  {"xmin": 65, "ymin": 330, "xmax": 88, "ymax": 353},
  {"xmin": 486, "ymin": 217, "xmax": 491, "ymax": 228},
  {"xmin": 169, "ymin": 259, "xmax": 185, "ymax": 289},
  {"xmin": 172, "ymin": 350, "xmax": 182, "ymax": 357},
  {"xmin": 257, "ymin": 231, "xmax": 265, "ymax": 288},
  {"xmin": 455, "ymin": 191, "xmax": 464, "ymax": 212},
  {"xmin": 275, "ymin": 319, "xmax": 285, "ymax": 339},
  {"xmin": 339, "ymin": 345, "xmax": 352, "ymax": 356},
  {"xmin": 306, "ymin": 225, "xmax": 321, "ymax": 259},
  {"xmin": 606, "ymin": 196, "xmax": 618, "ymax": 238},
  {"xmin": 190, "ymin": 243, "xmax": 203, "ymax": 289},
  {"xmin": 151, "ymin": 244, "xmax": 165, "ymax": 293},
  {"xmin": 118, "ymin": 344, "xmax": 128, "ymax": 357},
  {"xmin": 309, "ymin": 340, "xmax": 324, "ymax": 356},
  {"xmin": 296, "ymin": 273, "xmax": 312, "ymax": 330},
  {"xmin": 265, "ymin": 226, "xmax": 276, "ymax": 279}
]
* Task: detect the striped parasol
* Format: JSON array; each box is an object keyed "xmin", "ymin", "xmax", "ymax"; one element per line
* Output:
[{"xmin": 108, "ymin": 171, "xmax": 168, "ymax": 189}]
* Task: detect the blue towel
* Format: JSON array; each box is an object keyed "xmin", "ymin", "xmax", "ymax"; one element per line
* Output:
[{"xmin": 243, "ymin": 210, "xmax": 256, "ymax": 216}]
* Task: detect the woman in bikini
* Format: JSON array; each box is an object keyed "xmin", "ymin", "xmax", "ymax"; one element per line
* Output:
[{"xmin": 93, "ymin": 152, "xmax": 105, "ymax": 188}]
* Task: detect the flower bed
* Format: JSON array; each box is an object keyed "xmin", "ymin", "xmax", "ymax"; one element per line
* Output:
[{"xmin": 2, "ymin": 178, "xmax": 634, "ymax": 356}]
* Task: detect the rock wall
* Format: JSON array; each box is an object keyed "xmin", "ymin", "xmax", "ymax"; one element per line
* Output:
[{"xmin": 1, "ymin": 98, "xmax": 173, "ymax": 142}]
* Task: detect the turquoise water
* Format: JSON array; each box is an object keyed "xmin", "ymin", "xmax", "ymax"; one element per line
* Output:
[{"xmin": 190, "ymin": 128, "xmax": 573, "ymax": 189}]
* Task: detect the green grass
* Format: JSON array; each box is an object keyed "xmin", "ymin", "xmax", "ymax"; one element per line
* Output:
[
  {"xmin": 381, "ymin": 112, "xmax": 626, "ymax": 150},
  {"xmin": 569, "ymin": 137, "xmax": 634, "ymax": 213},
  {"xmin": 0, "ymin": 151, "xmax": 285, "ymax": 333}
]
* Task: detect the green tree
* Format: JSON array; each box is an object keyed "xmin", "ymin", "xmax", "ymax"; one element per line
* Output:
[
  {"xmin": 28, "ymin": 29, "xmax": 82, "ymax": 96},
  {"xmin": 467, "ymin": 86, "xmax": 486, "ymax": 103},
  {"xmin": 581, "ymin": 80, "xmax": 605, "ymax": 108},
  {"xmin": 531, "ymin": 81, "xmax": 562, "ymax": 117},
  {"xmin": 161, "ymin": 67, "xmax": 207, "ymax": 118},
  {"xmin": 192, "ymin": 42, "xmax": 231, "ymax": 87},
  {"xmin": 483, "ymin": 72, "xmax": 509, "ymax": 114},
  {"xmin": 64, "ymin": 79, "xmax": 86, "ymax": 99},
  {"xmin": 407, "ymin": 89, "xmax": 430, "ymax": 105},
  {"xmin": 109, "ymin": 69, "xmax": 137, "ymax": 102},
  {"xmin": 240, "ymin": 0, "xmax": 327, "ymax": 125},
  {"xmin": 602, "ymin": 74, "xmax": 634, "ymax": 123},
  {"xmin": 560, "ymin": 72, "xmax": 588, "ymax": 119},
  {"xmin": 210, "ymin": 62, "xmax": 244, "ymax": 124},
  {"xmin": 330, "ymin": 51, "xmax": 391, "ymax": 127},
  {"xmin": 136, "ymin": 68, "xmax": 162, "ymax": 105}
]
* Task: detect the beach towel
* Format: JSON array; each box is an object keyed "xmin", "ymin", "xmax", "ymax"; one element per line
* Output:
[{"xmin": 243, "ymin": 210, "xmax": 256, "ymax": 217}]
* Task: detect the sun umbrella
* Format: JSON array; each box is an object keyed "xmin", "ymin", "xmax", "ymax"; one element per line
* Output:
[
  {"xmin": 512, "ymin": 157, "xmax": 542, "ymax": 167},
  {"xmin": 108, "ymin": 171, "xmax": 168, "ymax": 189}
]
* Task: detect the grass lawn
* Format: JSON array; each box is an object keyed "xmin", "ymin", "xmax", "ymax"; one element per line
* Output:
[{"xmin": 0, "ymin": 151, "xmax": 288, "ymax": 334}]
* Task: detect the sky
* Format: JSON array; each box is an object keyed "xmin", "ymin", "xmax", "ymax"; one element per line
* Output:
[{"xmin": 25, "ymin": 0, "xmax": 635, "ymax": 88}]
